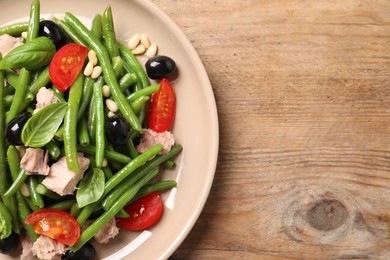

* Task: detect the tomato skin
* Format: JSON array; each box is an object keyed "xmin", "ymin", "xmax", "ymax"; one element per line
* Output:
[
  {"xmin": 25, "ymin": 209, "xmax": 80, "ymax": 246},
  {"xmin": 116, "ymin": 192, "xmax": 164, "ymax": 231},
  {"xmin": 147, "ymin": 78, "xmax": 176, "ymax": 132},
  {"xmin": 49, "ymin": 43, "xmax": 88, "ymax": 92}
]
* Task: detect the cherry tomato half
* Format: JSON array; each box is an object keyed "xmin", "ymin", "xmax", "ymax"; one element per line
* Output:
[
  {"xmin": 49, "ymin": 43, "xmax": 88, "ymax": 92},
  {"xmin": 147, "ymin": 78, "xmax": 176, "ymax": 132},
  {"xmin": 25, "ymin": 209, "xmax": 80, "ymax": 246},
  {"xmin": 116, "ymin": 192, "xmax": 164, "ymax": 231}
]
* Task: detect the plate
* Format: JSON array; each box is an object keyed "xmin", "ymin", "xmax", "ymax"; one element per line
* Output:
[{"xmin": 0, "ymin": 0, "xmax": 218, "ymax": 259}]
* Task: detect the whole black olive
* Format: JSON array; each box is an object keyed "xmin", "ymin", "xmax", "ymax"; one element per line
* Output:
[
  {"xmin": 5, "ymin": 112, "xmax": 31, "ymax": 145},
  {"xmin": 62, "ymin": 242, "xmax": 96, "ymax": 260},
  {"xmin": 39, "ymin": 20, "xmax": 68, "ymax": 50},
  {"xmin": 0, "ymin": 232, "xmax": 20, "ymax": 255},
  {"xmin": 145, "ymin": 55, "xmax": 177, "ymax": 80},
  {"xmin": 105, "ymin": 115, "xmax": 131, "ymax": 146}
]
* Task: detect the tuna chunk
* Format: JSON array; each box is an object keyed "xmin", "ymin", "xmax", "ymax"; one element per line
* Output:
[
  {"xmin": 20, "ymin": 148, "xmax": 50, "ymax": 176},
  {"xmin": 20, "ymin": 233, "xmax": 33, "ymax": 260},
  {"xmin": 31, "ymin": 235, "xmax": 66, "ymax": 260},
  {"xmin": 0, "ymin": 34, "xmax": 22, "ymax": 56},
  {"xmin": 93, "ymin": 217, "xmax": 119, "ymax": 244},
  {"xmin": 136, "ymin": 128, "xmax": 175, "ymax": 155},
  {"xmin": 34, "ymin": 87, "xmax": 58, "ymax": 112},
  {"xmin": 42, "ymin": 155, "xmax": 90, "ymax": 196}
]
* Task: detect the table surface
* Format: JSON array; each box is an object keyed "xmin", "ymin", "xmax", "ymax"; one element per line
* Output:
[{"xmin": 151, "ymin": 1, "xmax": 390, "ymax": 259}]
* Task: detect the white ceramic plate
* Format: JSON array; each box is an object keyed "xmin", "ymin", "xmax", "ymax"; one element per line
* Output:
[{"xmin": 0, "ymin": 0, "xmax": 218, "ymax": 259}]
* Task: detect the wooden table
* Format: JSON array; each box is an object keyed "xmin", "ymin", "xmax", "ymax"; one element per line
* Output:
[{"xmin": 151, "ymin": 1, "xmax": 390, "ymax": 259}]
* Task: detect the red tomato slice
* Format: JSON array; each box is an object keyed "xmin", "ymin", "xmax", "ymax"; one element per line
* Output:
[
  {"xmin": 49, "ymin": 43, "xmax": 88, "ymax": 92},
  {"xmin": 116, "ymin": 192, "xmax": 164, "ymax": 231},
  {"xmin": 25, "ymin": 209, "xmax": 80, "ymax": 246},
  {"xmin": 147, "ymin": 78, "xmax": 176, "ymax": 132}
]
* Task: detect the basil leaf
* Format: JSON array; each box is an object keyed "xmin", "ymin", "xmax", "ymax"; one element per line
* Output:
[
  {"xmin": 0, "ymin": 202, "xmax": 12, "ymax": 239},
  {"xmin": 22, "ymin": 102, "xmax": 68, "ymax": 148},
  {"xmin": 76, "ymin": 168, "xmax": 105, "ymax": 208},
  {"xmin": 0, "ymin": 37, "xmax": 56, "ymax": 70}
]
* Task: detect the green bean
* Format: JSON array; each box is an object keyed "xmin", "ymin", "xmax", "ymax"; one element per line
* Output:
[
  {"xmin": 118, "ymin": 43, "xmax": 149, "ymax": 89},
  {"xmin": 130, "ymin": 180, "xmax": 177, "ymax": 204},
  {"xmin": 76, "ymin": 204, "xmax": 94, "ymax": 226},
  {"xmin": 4, "ymin": 169, "xmax": 27, "ymax": 198},
  {"xmin": 6, "ymin": 146, "xmax": 21, "ymax": 181},
  {"xmin": 16, "ymin": 192, "xmax": 38, "ymax": 241},
  {"xmin": 36, "ymin": 184, "xmax": 62, "ymax": 200},
  {"xmin": 54, "ymin": 18, "xmax": 87, "ymax": 46},
  {"xmin": 102, "ymin": 167, "xmax": 159, "ymax": 211},
  {"xmin": 91, "ymin": 14, "xmax": 102, "ymax": 40},
  {"xmin": 64, "ymin": 12, "xmax": 142, "ymax": 133},
  {"xmin": 102, "ymin": 6, "xmax": 119, "ymax": 59},
  {"xmin": 102, "ymin": 144, "xmax": 182, "ymax": 210},
  {"xmin": 77, "ymin": 145, "xmax": 131, "ymax": 164},
  {"xmin": 119, "ymin": 72, "xmax": 137, "ymax": 92},
  {"xmin": 131, "ymin": 95, "xmax": 150, "ymax": 114},
  {"xmin": 119, "ymin": 43, "xmax": 150, "ymax": 124},
  {"xmin": 27, "ymin": 176, "xmax": 44, "ymax": 208},
  {"xmin": 93, "ymin": 76, "xmax": 105, "ymax": 167},
  {"xmin": 6, "ymin": 68, "xmax": 30, "ymax": 124},
  {"xmin": 51, "ymin": 86, "xmax": 66, "ymax": 103},
  {"xmin": 26, "ymin": 0, "xmax": 40, "ymax": 41},
  {"xmin": 24, "ymin": 196, "xmax": 39, "ymax": 212},
  {"xmin": 112, "ymin": 56, "xmax": 124, "ymax": 78},
  {"xmin": 45, "ymin": 140, "xmax": 61, "ymax": 160},
  {"xmin": 55, "ymin": 74, "xmax": 91, "ymax": 141},
  {"xmin": 104, "ymin": 144, "xmax": 163, "ymax": 194},
  {"xmin": 1, "ymin": 73, "xmax": 21, "ymax": 234},
  {"xmin": 19, "ymin": 91, "xmax": 35, "ymax": 113},
  {"xmin": 164, "ymin": 160, "xmax": 176, "ymax": 169},
  {"xmin": 48, "ymin": 199, "xmax": 75, "ymax": 211},
  {"xmin": 102, "ymin": 166, "xmax": 114, "ymax": 180},
  {"xmin": 126, "ymin": 138, "xmax": 139, "ymax": 159},
  {"xmin": 70, "ymin": 203, "xmax": 82, "ymax": 218},
  {"xmin": 70, "ymin": 166, "xmax": 159, "ymax": 252},
  {"xmin": 5, "ymin": 69, "xmax": 19, "ymax": 88},
  {"xmin": 76, "ymin": 144, "xmax": 163, "ymax": 226},
  {"xmin": 64, "ymin": 73, "xmax": 84, "ymax": 173},
  {"xmin": 7, "ymin": 145, "xmax": 36, "ymax": 239},
  {"xmin": 126, "ymin": 84, "xmax": 159, "ymax": 103},
  {"xmin": 0, "ymin": 21, "xmax": 29, "ymax": 36},
  {"xmin": 115, "ymin": 209, "xmax": 130, "ymax": 218},
  {"xmin": 29, "ymin": 65, "xmax": 50, "ymax": 95},
  {"xmin": 0, "ymin": 68, "xmax": 6, "ymax": 190},
  {"xmin": 78, "ymin": 76, "xmax": 95, "ymax": 120},
  {"xmin": 87, "ymin": 93, "xmax": 96, "ymax": 141},
  {"xmin": 3, "ymin": 95, "xmax": 13, "ymax": 110},
  {"xmin": 78, "ymin": 115, "xmax": 90, "ymax": 147}
]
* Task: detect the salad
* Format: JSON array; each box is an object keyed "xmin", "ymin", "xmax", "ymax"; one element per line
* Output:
[{"xmin": 0, "ymin": 0, "xmax": 181, "ymax": 259}]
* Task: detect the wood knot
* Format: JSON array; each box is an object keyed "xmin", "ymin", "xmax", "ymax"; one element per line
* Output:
[
  {"xmin": 282, "ymin": 188, "xmax": 359, "ymax": 244},
  {"xmin": 306, "ymin": 199, "xmax": 348, "ymax": 231}
]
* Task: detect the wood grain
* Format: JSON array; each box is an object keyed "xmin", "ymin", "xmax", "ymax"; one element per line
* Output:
[{"xmin": 151, "ymin": 0, "xmax": 390, "ymax": 259}]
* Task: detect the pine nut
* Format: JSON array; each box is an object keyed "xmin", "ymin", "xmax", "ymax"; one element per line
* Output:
[
  {"xmin": 88, "ymin": 50, "xmax": 98, "ymax": 66},
  {"xmin": 83, "ymin": 61, "xmax": 94, "ymax": 76},
  {"xmin": 131, "ymin": 45, "xmax": 146, "ymax": 55},
  {"xmin": 140, "ymin": 34, "xmax": 151, "ymax": 49},
  {"xmin": 145, "ymin": 43, "xmax": 158, "ymax": 58},
  {"xmin": 102, "ymin": 158, "xmax": 108, "ymax": 167},
  {"xmin": 20, "ymin": 183, "xmax": 30, "ymax": 197},
  {"xmin": 106, "ymin": 99, "xmax": 118, "ymax": 113},
  {"xmin": 21, "ymin": 31, "xmax": 28, "ymax": 39},
  {"xmin": 102, "ymin": 85, "xmax": 111, "ymax": 97},
  {"xmin": 107, "ymin": 111, "xmax": 116, "ymax": 118},
  {"xmin": 127, "ymin": 33, "xmax": 140, "ymax": 50},
  {"xmin": 91, "ymin": 65, "xmax": 102, "ymax": 79}
]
